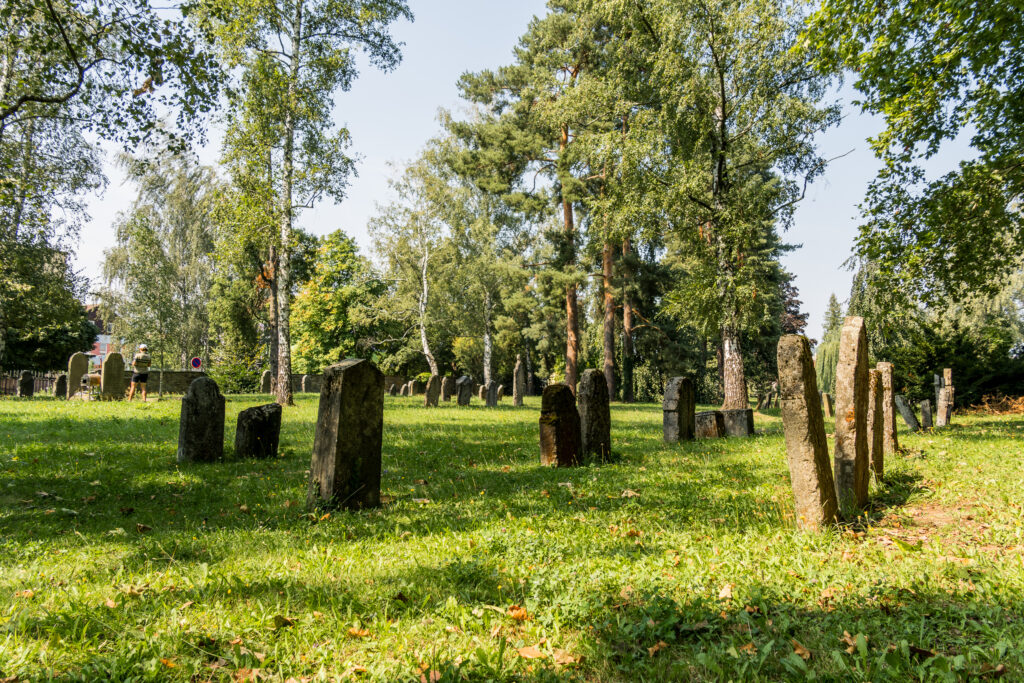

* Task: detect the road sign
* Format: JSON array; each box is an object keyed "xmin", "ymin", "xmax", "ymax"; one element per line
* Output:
[{"xmin": 190, "ymin": 357, "xmax": 202, "ymax": 370}]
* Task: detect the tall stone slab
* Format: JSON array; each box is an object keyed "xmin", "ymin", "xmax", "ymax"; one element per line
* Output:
[
  {"xmin": 400, "ymin": 384, "xmax": 409, "ymax": 397},
  {"xmin": 485, "ymin": 381, "xmax": 498, "ymax": 407},
  {"xmin": 894, "ymin": 394, "xmax": 921, "ymax": 432},
  {"xmin": 17, "ymin": 371, "xmax": 33, "ymax": 397},
  {"xmin": 821, "ymin": 392, "xmax": 834, "ymax": 419},
  {"xmin": 441, "ymin": 376, "xmax": 454, "ymax": 402},
  {"xmin": 721, "ymin": 408, "xmax": 754, "ymax": 437},
  {"xmin": 539, "ymin": 384, "xmax": 581, "ymax": 467},
  {"xmin": 936, "ymin": 387, "xmax": 952, "ymax": 427},
  {"xmin": 876, "ymin": 362, "xmax": 899, "ymax": 454},
  {"xmin": 695, "ymin": 411, "xmax": 726, "ymax": 438},
  {"xmin": 260, "ymin": 370, "xmax": 272, "ymax": 393},
  {"xmin": 662, "ymin": 377, "xmax": 695, "ymax": 443},
  {"xmin": 777, "ymin": 335, "xmax": 839, "ymax": 531},
  {"xmin": 455, "ymin": 376, "xmax": 473, "ymax": 406},
  {"xmin": 54, "ymin": 374, "xmax": 67, "ymax": 399},
  {"xmin": 235, "ymin": 404, "xmax": 282, "ymax": 459},
  {"xmin": 496, "ymin": 385, "xmax": 505, "ymax": 401},
  {"xmin": 177, "ymin": 377, "xmax": 225, "ymax": 463},
  {"xmin": 513, "ymin": 355, "xmax": 526, "ymax": 407},
  {"xmin": 833, "ymin": 316, "xmax": 869, "ymax": 513},
  {"xmin": 424, "ymin": 375, "xmax": 441, "ymax": 407},
  {"xmin": 68, "ymin": 352, "xmax": 89, "ymax": 399},
  {"xmin": 920, "ymin": 400, "xmax": 933, "ymax": 430},
  {"xmin": 578, "ymin": 369, "xmax": 611, "ymax": 461},
  {"xmin": 101, "ymin": 352, "xmax": 126, "ymax": 400},
  {"xmin": 867, "ymin": 369, "xmax": 884, "ymax": 482},
  {"xmin": 307, "ymin": 359, "xmax": 384, "ymax": 511},
  {"xmin": 301, "ymin": 375, "xmax": 322, "ymax": 394}
]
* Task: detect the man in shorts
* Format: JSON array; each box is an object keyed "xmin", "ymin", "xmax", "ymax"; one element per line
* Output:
[{"xmin": 127, "ymin": 344, "xmax": 152, "ymax": 402}]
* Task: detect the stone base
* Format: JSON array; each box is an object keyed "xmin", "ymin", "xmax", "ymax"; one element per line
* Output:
[{"xmin": 695, "ymin": 411, "xmax": 725, "ymax": 438}]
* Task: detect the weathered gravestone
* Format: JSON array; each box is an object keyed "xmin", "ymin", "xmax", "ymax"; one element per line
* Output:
[
  {"xmin": 177, "ymin": 377, "xmax": 225, "ymax": 463},
  {"xmin": 821, "ymin": 392, "xmax": 834, "ymax": 419},
  {"xmin": 235, "ymin": 404, "xmax": 282, "ymax": 459},
  {"xmin": 539, "ymin": 383, "xmax": 581, "ymax": 467},
  {"xmin": 894, "ymin": 395, "xmax": 921, "ymax": 432},
  {"xmin": 920, "ymin": 400, "xmax": 933, "ymax": 430},
  {"xmin": 496, "ymin": 385, "xmax": 505, "ymax": 401},
  {"xmin": 17, "ymin": 371, "xmax": 33, "ymax": 398},
  {"xmin": 455, "ymin": 376, "xmax": 473, "ymax": 406},
  {"xmin": 834, "ymin": 316, "xmax": 869, "ymax": 513},
  {"xmin": 101, "ymin": 352, "xmax": 126, "ymax": 400},
  {"xmin": 867, "ymin": 369, "xmax": 884, "ymax": 482},
  {"xmin": 388, "ymin": 383, "xmax": 398, "ymax": 396},
  {"xmin": 936, "ymin": 387, "xmax": 952, "ymax": 427},
  {"xmin": 721, "ymin": 408, "xmax": 754, "ymax": 437},
  {"xmin": 695, "ymin": 411, "xmax": 726, "ymax": 438},
  {"xmin": 578, "ymin": 369, "xmax": 611, "ymax": 461},
  {"xmin": 68, "ymin": 352, "xmax": 89, "ymax": 399},
  {"xmin": 513, "ymin": 355, "xmax": 526, "ymax": 407},
  {"xmin": 662, "ymin": 377, "xmax": 695, "ymax": 443},
  {"xmin": 424, "ymin": 375, "xmax": 441, "ymax": 407},
  {"xmin": 876, "ymin": 362, "xmax": 899, "ymax": 453},
  {"xmin": 400, "ymin": 384, "xmax": 409, "ymax": 397},
  {"xmin": 485, "ymin": 381, "xmax": 498, "ymax": 407},
  {"xmin": 54, "ymin": 374, "xmax": 67, "ymax": 399},
  {"xmin": 478, "ymin": 385, "xmax": 487, "ymax": 401},
  {"xmin": 777, "ymin": 335, "xmax": 839, "ymax": 531},
  {"xmin": 261, "ymin": 370, "xmax": 272, "ymax": 393},
  {"xmin": 441, "ymin": 376, "xmax": 454, "ymax": 402},
  {"xmin": 407, "ymin": 381, "xmax": 416, "ymax": 396},
  {"xmin": 307, "ymin": 359, "xmax": 384, "ymax": 511},
  {"xmin": 302, "ymin": 375, "xmax": 322, "ymax": 394}
]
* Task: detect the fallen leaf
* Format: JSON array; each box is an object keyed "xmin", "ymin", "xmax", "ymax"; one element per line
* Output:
[
  {"xmin": 739, "ymin": 642, "xmax": 757, "ymax": 655},
  {"xmin": 621, "ymin": 489, "xmax": 640, "ymax": 498},
  {"xmin": 791, "ymin": 639, "xmax": 811, "ymax": 660},
  {"xmin": 907, "ymin": 644, "xmax": 936, "ymax": 661},
  {"xmin": 414, "ymin": 479, "xmax": 428, "ymax": 485},
  {"xmin": 347, "ymin": 627, "xmax": 369, "ymax": 638},
  {"xmin": 105, "ymin": 598, "xmax": 117, "ymax": 608},
  {"xmin": 239, "ymin": 505, "xmax": 250, "ymax": 513},
  {"xmin": 272, "ymin": 615, "xmax": 295, "ymax": 630},
  {"xmin": 15, "ymin": 589, "xmax": 34, "ymax": 599},
  {"xmin": 980, "ymin": 663, "xmax": 1007, "ymax": 678},
  {"xmin": 718, "ymin": 583, "xmax": 735, "ymax": 600},
  {"xmin": 312, "ymin": 610, "xmax": 324, "ymax": 620},
  {"xmin": 517, "ymin": 645, "xmax": 545, "ymax": 659},
  {"xmin": 553, "ymin": 649, "xmax": 580, "ymax": 666},
  {"xmin": 160, "ymin": 658, "xmax": 176, "ymax": 668},
  {"xmin": 508, "ymin": 605, "xmax": 529, "ymax": 621},
  {"xmin": 648, "ymin": 641, "xmax": 669, "ymax": 657},
  {"xmin": 181, "ymin": 601, "xmax": 195, "ymax": 609}
]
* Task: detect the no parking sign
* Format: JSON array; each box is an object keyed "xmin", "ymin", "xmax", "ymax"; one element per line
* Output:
[{"xmin": 190, "ymin": 357, "xmax": 202, "ymax": 370}]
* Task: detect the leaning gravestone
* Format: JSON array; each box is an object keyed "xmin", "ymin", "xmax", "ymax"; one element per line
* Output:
[
  {"xmin": 777, "ymin": 335, "xmax": 839, "ymax": 531},
  {"xmin": 441, "ymin": 376, "xmax": 454, "ymax": 402},
  {"xmin": 455, "ymin": 376, "xmax": 473, "ymax": 406},
  {"xmin": 513, "ymin": 355, "xmax": 526, "ymax": 407},
  {"xmin": 695, "ymin": 411, "xmax": 726, "ymax": 438},
  {"xmin": 54, "ymin": 374, "xmax": 67, "ymax": 400},
  {"xmin": 235, "ymin": 403, "xmax": 282, "ymax": 459},
  {"xmin": 920, "ymin": 400, "xmax": 933, "ymax": 430},
  {"xmin": 662, "ymin": 377, "xmax": 695, "ymax": 443},
  {"xmin": 424, "ymin": 375, "xmax": 441, "ymax": 407},
  {"xmin": 400, "ymin": 384, "xmax": 409, "ymax": 397},
  {"xmin": 307, "ymin": 359, "xmax": 384, "ymax": 511},
  {"xmin": 833, "ymin": 316, "xmax": 869, "ymax": 513},
  {"xmin": 68, "ymin": 352, "xmax": 89, "ymax": 399},
  {"xmin": 867, "ymin": 369, "xmax": 884, "ymax": 482},
  {"xmin": 101, "ymin": 352, "xmax": 126, "ymax": 400},
  {"xmin": 539, "ymin": 383, "xmax": 581, "ymax": 467},
  {"xmin": 894, "ymin": 395, "xmax": 921, "ymax": 432},
  {"xmin": 721, "ymin": 408, "xmax": 754, "ymax": 437},
  {"xmin": 478, "ymin": 385, "xmax": 487, "ymax": 401},
  {"xmin": 177, "ymin": 377, "xmax": 225, "ymax": 463},
  {"xmin": 821, "ymin": 392, "xmax": 834, "ymax": 419},
  {"xmin": 876, "ymin": 362, "xmax": 899, "ymax": 453},
  {"xmin": 578, "ymin": 369, "xmax": 611, "ymax": 461},
  {"xmin": 486, "ymin": 381, "xmax": 498, "ymax": 407},
  {"xmin": 388, "ymin": 383, "xmax": 398, "ymax": 396},
  {"xmin": 261, "ymin": 370, "xmax": 272, "ymax": 393},
  {"xmin": 17, "ymin": 371, "xmax": 33, "ymax": 398}
]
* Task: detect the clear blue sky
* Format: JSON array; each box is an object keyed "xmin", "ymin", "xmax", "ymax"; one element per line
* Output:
[{"xmin": 74, "ymin": 0, "xmax": 960, "ymax": 342}]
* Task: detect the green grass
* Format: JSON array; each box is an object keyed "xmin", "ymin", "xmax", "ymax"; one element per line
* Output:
[{"xmin": 1, "ymin": 394, "xmax": 1023, "ymax": 681}]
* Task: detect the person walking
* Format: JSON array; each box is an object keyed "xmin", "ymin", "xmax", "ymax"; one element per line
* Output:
[{"xmin": 127, "ymin": 344, "xmax": 152, "ymax": 402}]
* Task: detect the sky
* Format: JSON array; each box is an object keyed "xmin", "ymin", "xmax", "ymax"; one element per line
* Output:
[{"xmin": 75, "ymin": 0, "xmax": 934, "ymax": 342}]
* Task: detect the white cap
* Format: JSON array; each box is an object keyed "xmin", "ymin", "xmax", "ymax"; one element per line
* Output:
[{"xmin": 139, "ymin": 344, "xmax": 148, "ymax": 350}]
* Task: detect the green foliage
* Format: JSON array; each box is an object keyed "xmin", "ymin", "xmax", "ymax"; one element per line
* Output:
[{"xmin": 2, "ymin": 311, "xmax": 97, "ymax": 372}]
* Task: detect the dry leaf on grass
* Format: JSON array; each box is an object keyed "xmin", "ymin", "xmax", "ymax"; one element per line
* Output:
[
  {"xmin": 621, "ymin": 489, "xmax": 640, "ymax": 498},
  {"xmin": 553, "ymin": 650, "xmax": 580, "ymax": 666},
  {"xmin": 517, "ymin": 645, "xmax": 545, "ymax": 659},
  {"xmin": 739, "ymin": 642, "xmax": 757, "ymax": 655},
  {"xmin": 791, "ymin": 639, "xmax": 811, "ymax": 660},
  {"xmin": 159, "ymin": 658, "xmax": 176, "ymax": 668},
  {"xmin": 104, "ymin": 598, "xmax": 117, "ymax": 608},
  {"xmin": 15, "ymin": 590, "xmax": 34, "ymax": 599},
  {"xmin": 272, "ymin": 615, "xmax": 295, "ymax": 630},
  {"xmin": 718, "ymin": 583, "xmax": 734, "ymax": 600},
  {"xmin": 648, "ymin": 641, "xmax": 669, "ymax": 657},
  {"xmin": 507, "ymin": 604, "xmax": 529, "ymax": 621},
  {"xmin": 347, "ymin": 627, "xmax": 369, "ymax": 638}
]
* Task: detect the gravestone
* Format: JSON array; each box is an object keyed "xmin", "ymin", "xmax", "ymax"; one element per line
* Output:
[
  {"xmin": 478, "ymin": 385, "xmax": 487, "ymax": 401},
  {"xmin": 894, "ymin": 394, "xmax": 921, "ymax": 432},
  {"xmin": 920, "ymin": 400, "xmax": 933, "ymax": 429},
  {"xmin": 539, "ymin": 383, "xmax": 581, "ymax": 467},
  {"xmin": 455, "ymin": 376, "xmax": 473, "ymax": 406},
  {"xmin": 867, "ymin": 369, "xmax": 884, "ymax": 482},
  {"xmin": 68, "ymin": 352, "xmax": 89, "ymax": 399},
  {"xmin": 777, "ymin": 335, "xmax": 838, "ymax": 531},
  {"xmin": 662, "ymin": 377, "xmax": 695, "ymax": 443},
  {"xmin": 235, "ymin": 404, "xmax": 282, "ymax": 459},
  {"xmin": 833, "ymin": 316, "xmax": 869, "ymax": 513},
  {"xmin": 936, "ymin": 387, "xmax": 952, "ymax": 427},
  {"xmin": 441, "ymin": 376, "xmax": 454, "ymax": 402},
  {"xmin": 307, "ymin": 359, "xmax": 384, "ymax": 510},
  {"xmin": 934, "ymin": 373, "xmax": 943, "ymax": 408},
  {"xmin": 17, "ymin": 371, "xmax": 33, "ymax": 398},
  {"xmin": 695, "ymin": 411, "xmax": 725, "ymax": 438},
  {"xmin": 388, "ymin": 383, "xmax": 398, "ymax": 396},
  {"xmin": 177, "ymin": 377, "xmax": 225, "ymax": 463},
  {"xmin": 302, "ymin": 375, "xmax": 322, "ymax": 394},
  {"xmin": 424, "ymin": 375, "xmax": 441, "ymax": 407},
  {"xmin": 721, "ymin": 408, "xmax": 754, "ymax": 437},
  {"xmin": 513, "ymin": 355, "xmax": 526, "ymax": 407},
  {"xmin": 876, "ymin": 362, "xmax": 899, "ymax": 453},
  {"xmin": 578, "ymin": 369, "xmax": 611, "ymax": 461},
  {"xmin": 821, "ymin": 392, "xmax": 834, "ymax": 419},
  {"xmin": 400, "ymin": 384, "xmax": 409, "ymax": 397},
  {"xmin": 54, "ymin": 374, "xmax": 67, "ymax": 400},
  {"xmin": 497, "ymin": 385, "xmax": 505, "ymax": 401},
  {"xmin": 407, "ymin": 380, "xmax": 415, "ymax": 396},
  {"xmin": 485, "ymin": 381, "xmax": 498, "ymax": 407},
  {"xmin": 101, "ymin": 352, "xmax": 126, "ymax": 400},
  {"xmin": 261, "ymin": 370, "xmax": 272, "ymax": 393}
]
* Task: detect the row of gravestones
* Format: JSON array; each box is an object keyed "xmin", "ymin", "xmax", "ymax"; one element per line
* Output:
[
  {"xmin": 386, "ymin": 355, "xmax": 530, "ymax": 409},
  {"xmin": 777, "ymin": 317, "xmax": 912, "ymax": 531},
  {"xmin": 177, "ymin": 377, "xmax": 283, "ymax": 462},
  {"xmin": 892, "ymin": 368, "xmax": 955, "ymax": 432},
  {"xmin": 661, "ymin": 377, "xmax": 755, "ymax": 441},
  {"xmin": 260, "ymin": 371, "xmax": 323, "ymax": 394}
]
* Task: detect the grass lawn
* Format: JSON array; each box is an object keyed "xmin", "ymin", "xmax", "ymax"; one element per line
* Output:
[{"xmin": 1, "ymin": 394, "xmax": 1023, "ymax": 681}]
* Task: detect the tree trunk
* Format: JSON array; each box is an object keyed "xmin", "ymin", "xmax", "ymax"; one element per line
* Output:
[
  {"xmin": 268, "ymin": 245, "xmax": 279, "ymax": 385},
  {"xmin": 561, "ymin": 125, "xmax": 579, "ymax": 394},
  {"xmin": 482, "ymin": 292, "xmax": 493, "ymax": 385},
  {"xmin": 418, "ymin": 246, "xmax": 439, "ymax": 376},
  {"xmin": 602, "ymin": 240, "xmax": 616, "ymax": 400},
  {"xmin": 525, "ymin": 343, "xmax": 534, "ymax": 396},
  {"xmin": 721, "ymin": 321, "xmax": 748, "ymax": 409},
  {"xmin": 621, "ymin": 237, "xmax": 635, "ymax": 403}
]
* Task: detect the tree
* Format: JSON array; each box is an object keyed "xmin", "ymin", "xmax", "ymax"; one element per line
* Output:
[
  {"xmin": 815, "ymin": 293, "xmax": 843, "ymax": 394},
  {"xmin": 3, "ymin": 311, "xmax": 96, "ymax": 372},
  {"xmin": 805, "ymin": 0, "xmax": 1024, "ymax": 303},
  {"xmin": 193, "ymin": 0, "xmax": 411, "ymax": 405}
]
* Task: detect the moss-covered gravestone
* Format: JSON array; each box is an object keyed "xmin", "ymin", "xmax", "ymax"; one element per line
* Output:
[
  {"xmin": 513, "ymin": 355, "xmax": 526, "ymax": 407},
  {"xmin": 68, "ymin": 352, "xmax": 89, "ymax": 399},
  {"xmin": 578, "ymin": 369, "xmax": 611, "ymax": 461},
  {"xmin": 101, "ymin": 353, "xmax": 126, "ymax": 400},
  {"xmin": 425, "ymin": 375, "xmax": 441, "ymax": 407},
  {"xmin": 235, "ymin": 404, "xmax": 282, "ymax": 459},
  {"xmin": 721, "ymin": 408, "xmax": 754, "ymax": 437},
  {"xmin": 876, "ymin": 362, "xmax": 899, "ymax": 453},
  {"xmin": 485, "ymin": 381, "xmax": 498, "ymax": 407},
  {"xmin": 307, "ymin": 359, "xmax": 384, "ymax": 511},
  {"xmin": 17, "ymin": 371, "xmax": 33, "ymax": 397},
  {"xmin": 455, "ymin": 376, "xmax": 473, "ymax": 406},
  {"xmin": 833, "ymin": 317, "xmax": 869, "ymax": 513},
  {"xmin": 177, "ymin": 377, "xmax": 225, "ymax": 463},
  {"xmin": 539, "ymin": 384, "xmax": 581, "ymax": 467},
  {"xmin": 441, "ymin": 376, "xmax": 454, "ymax": 401},
  {"xmin": 54, "ymin": 374, "xmax": 67, "ymax": 399}
]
